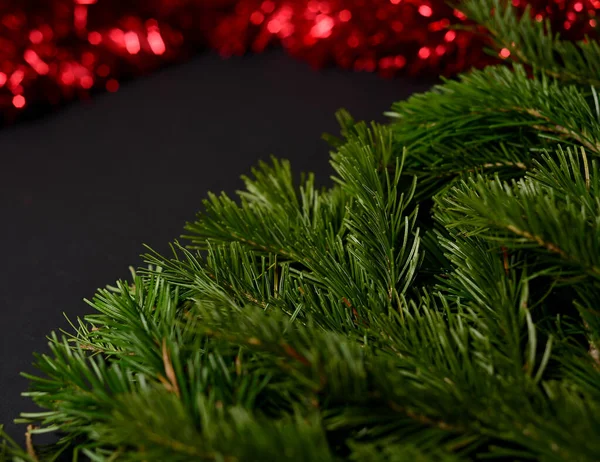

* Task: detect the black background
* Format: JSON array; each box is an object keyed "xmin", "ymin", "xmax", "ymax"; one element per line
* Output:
[{"xmin": 0, "ymin": 50, "xmax": 432, "ymax": 444}]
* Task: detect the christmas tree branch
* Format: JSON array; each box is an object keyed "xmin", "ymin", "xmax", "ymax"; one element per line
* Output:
[{"xmin": 457, "ymin": 0, "xmax": 600, "ymax": 87}]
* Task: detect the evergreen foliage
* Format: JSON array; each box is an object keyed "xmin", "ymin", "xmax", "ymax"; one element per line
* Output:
[{"xmin": 3, "ymin": 0, "xmax": 600, "ymax": 460}]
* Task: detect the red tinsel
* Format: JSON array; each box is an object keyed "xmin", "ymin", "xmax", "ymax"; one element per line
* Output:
[{"xmin": 0, "ymin": 0, "xmax": 598, "ymax": 119}]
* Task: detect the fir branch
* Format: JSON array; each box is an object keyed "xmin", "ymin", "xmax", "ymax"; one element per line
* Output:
[
  {"xmin": 387, "ymin": 64, "xmax": 600, "ymax": 162},
  {"xmin": 6, "ymin": 2, "xmax": 600, "ymax": 459},
  {"xmin": 457, "ymin": 0, "xmax": 600, "ymax": 86},
  {"xmin": 435, "ymin": 151, "xmax": 600, "ymax": 280},
  {"xmin": 383, "ymin": 62, "xmax": 600, "ymax": 208}
]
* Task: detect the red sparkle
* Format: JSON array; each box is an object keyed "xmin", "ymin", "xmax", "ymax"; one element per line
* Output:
[
  {"xmin": 24, "ymin": 50, "xmax": 50, "ymax": 75},
  {"xmin": 147, "ymin": 27, "xmax": 166, "ymax": 55},
  {"xmin": 311, "ymin": 14, "xmax": 334, "ymax": 38},
  {"xmin": 392, "ymin": 21, "xmax": 404, "ymax": 32},
  {"xmin": 444, "ymin": 30, "xmax": 456, "ymax": 41},
  {"xmin": 74, "ymin": 5, "xmax": 88, "ymax": 30},
  {"xmin": 80, "ymin": 75, "xmax": 93, "ymax": 88},
  {"xmin": 308, "ymin": 1, "xmax": 320, "ymax": 13},
  {"xmin": 370, "ymin": 32, "xmax": 385, "ymax": 45},
  {"xmin": 29, "ymin": 30, "xmax": 43, "ymax": 44},
  {"xmin": 0, "ymin": 0, "xmax": 598, "ymax": 116},
  {"xmin": 347, "ymin": 35, "xmax": 360, "ymax": 47},
  {"xmin": 429, "ymin": 19, "xmax": 449, "ymax": 31},
  {"xmin": 81, "ymin": 51, "xmax": 95, "ymax": 66},
  {"xmin": 61, "ymin": 68, "xmax": 75, "ymax": 85},
  {"xmin": 319, "ymin": 2, "xmax": 332, "ymax": 14},
  {"xmin": 279, "ymin": 24, "xmax": 294, "ymax": 38},
  {"xmin": 453, "ymin": 9, "xmax": 467, "ymax": 20},
  {"xmin": 9, "ymin": 70, "xmax": 24, "ymax": 88},
  {"xmin": 418, "ymin": 5, "xmax": 433, "ymax": 17},
  {"xmin": 267, "ymin": 19, "xmax": 282, "ymax": 33},
  {"xmin": 261, "ymin": 0, "xmax": 275, "ymax": 13},
  {"xmin": 394, "ymin": 55, "xmax": 406, "ymax": 68},
  {"xmin": 39, "ymin": 24, "xmax": 53, "ymax": 41},
  {"xmin": 250, "ymin": 11, "xmax": 265, "ymax": 25},
  {"xmin": 12, "ymin": 95, "xmax": 26, "ymax": 109},
  {"xmin": 2, "ymin": 14, "xmax": 22, "ymax": 30},
  {"xmin": 339, "ymin": 9, "xmax": 352, "ymax": 22},
  {"xmin": 499, "ymin": 48, "xmax": 511, "ymax": 58},
  {"xmin": 280, "ymin": 5, "xmax": 294, "ymax": 17},
  {"xmin": 124, "ymin": 31, "xmax": 141, "ymax": 54},
  {"xmin": 379, "ymin": 56, "xmax": 393, "ymax": 69},
  {"xmin": 88, "ymin": 31, "xmax": 102, "ymax": 45},
  {"xmin": 106, "ymin": 79, "xmax": 119, "ymax": 92},
  {"xmin": 109, "ymin": 28, "xmax": 125, "ymax": 45}
]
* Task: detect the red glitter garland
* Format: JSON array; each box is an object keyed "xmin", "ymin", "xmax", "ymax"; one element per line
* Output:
[{"xmin": 0, "ymin": 0, "xmax": 598, "ymax": 120}]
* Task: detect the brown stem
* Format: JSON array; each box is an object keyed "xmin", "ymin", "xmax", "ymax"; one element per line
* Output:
[
  {"xmin": 25, "ymin": 425, "xmax": 38, "ymax": 462},
  {"xmin": 504, "ymin": 224, "xmax": 600, "ymax": 276},
  {"xmin": 387, "ymin": 401, "xmax": 463, "ymax": 433},
  {"xmin": 160, "ymin": 339, "xmax": 181, "ymax": 398}
]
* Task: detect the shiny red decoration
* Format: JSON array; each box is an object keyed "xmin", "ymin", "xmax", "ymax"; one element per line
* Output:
[{"xmin": 0, "ymin": 0, "xmax": 598, "ymax": 120}]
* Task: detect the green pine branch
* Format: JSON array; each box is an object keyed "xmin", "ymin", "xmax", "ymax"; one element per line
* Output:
[
  {"xmin": 4, "ymin": 1, "xmax": 600, "ymax": 460},
  {"xmin": 435, "ymin": 148, "xmax": 600, "ymax": 280},
  {"xmin": 457, "ymin": 0, "xmax": 600, "ymax": 86},
  {"xmin": 385, "ymin": 64, "xmax": 600, "ymax": 202}
]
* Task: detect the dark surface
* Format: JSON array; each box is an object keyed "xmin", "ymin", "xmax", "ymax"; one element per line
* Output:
[{"xmin": 0, "ymin": 50, "xmax": 433, "ymax": 444}]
